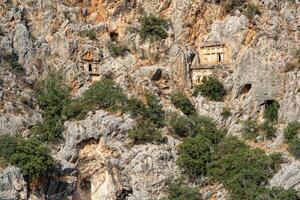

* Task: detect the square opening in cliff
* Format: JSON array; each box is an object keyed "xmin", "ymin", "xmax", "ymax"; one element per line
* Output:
[
  {"xmin": 80, "ymin": 51, "xmax": 101, "ymax": 82},
  {"xmin": 199, "ymin": 44, "xmax": 227, "ymax": 65}
]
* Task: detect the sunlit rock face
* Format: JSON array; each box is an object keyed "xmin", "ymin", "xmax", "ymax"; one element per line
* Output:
[{"xmin": 0, "ymin": 0, "xmax": 299, "ymax": 199}]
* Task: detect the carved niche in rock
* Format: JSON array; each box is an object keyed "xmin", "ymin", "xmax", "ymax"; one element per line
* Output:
[
  {"xmin": 80, "ymin": 50, "xmax": 101, "ymax": 82},
  {"xmin": 199, "ymin": 43, "xmax": 227, "ymax": 65}
]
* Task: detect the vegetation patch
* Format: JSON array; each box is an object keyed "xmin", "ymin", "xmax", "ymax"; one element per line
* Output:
[
  {"xmin": 241, "ymin": 119, "xmax": 277, "ymax": 141},
  {"xmin": 170, "ymin": 92, "xmax": 196, "ymax": 116},
  {"xmin": 260, "ymin": 121, "xmax": 277, "ymax": 140},
  {"xmin": 164, "ymin": 182, "xmax": 203, "ymax": 200},
  {"xmin": 0, "ymin": 135, "xmax": 54, "ymax": 180},
  {"xmin": 128, "ymin": 119, "xmax": 166, "ymax": 144},
  {"xmin": 174, "ymin": 115, "xmax": 294, "ymax": 200},
  {"xmin": 177, "ymin": 135, "xmax": 213, "ymax": 177},
  {"xmin": 144, "ymin": 94, "xmax": 165, "ymax": 127},
  {"xmin": 284, "ymin": 121, "xmax": 300, "ymax": 158},
  {"xmin": 284, "ymin": 121, "xmax": 300, "ymax": 143},
  {"xmin": 221, "ymin": 107, "xmax": 231, "ymax": 119},
  {"xmin": 264, "ymin": 100, "xmax": 280, "ymax": 122},
  {"xmin": 81, "ymin": 78, "xmax": 127, "ymax": 112},
  {"xmin": 167, "ymin": 113, "xmax": 224, "ymax": 143},
  {"xmin": 139, "ymin": 15, "xmax": 168, "ymax": 42},
  {"xmin": 207, "ymin": 137, "xmax": 283, "ymax": 200},
  {"xmin": 193, "ymin": 77, "xmax": 226, "ymax": 101},
  {"xmin": 241, "ymin": 119, "xmax": 260, "ymax": 140},
  {"xmin": 33, "ymin": 72, "xmax": 70, "ymax": 144},
  {"xmin": 107, "ymin": 41, "xmax": 130, "ymax": 57}
]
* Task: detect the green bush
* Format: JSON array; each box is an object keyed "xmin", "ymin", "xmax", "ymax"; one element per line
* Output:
[
  {"xmin": 124, "ymin": 97, "xmax": 147, "ymax": 119},
  {"xmin": 35, "ymin": 72, "xmax": 70, "ymax": 118},
  {"xmin": 10, "ymin": 139, "xmax": 54, "ymax": 179},
  {"xmin": 245, "ymin": 4, "xmax": 261, "ymax": 19},
  {"xmin": 128, "ymin": 119, "xmax": 166, "ymax": 144},
  {"xmin": 166, "ymin": 113, "xmax": 194, "ymax": 138},
  {"xmin": 167, "ymin": 113, "xmax": 224, "ymax": 143},
  {"xmin": 260, "ymin": 121, "xmax": 277, "ymax": 140},
  {"xmin": 288, "ymin": 139, "xmax": 300, "ymax": 159},
  {"xmin": 207, "ymin": 137, "xmax": 283, "ymax": 200},
  {"xmin": 31, "ymin": 117, "xmax": 64, "ymax": 144},
  {"xmin": 177, "ymin": 136, "xmax": 212, "ymax": 177},
  {"xmin": 62, "ymin": 99, "xmax": 86, "ymax": 120},
  {"xmin": 264, "ymin": 101, "xmax": 280, "ymax": 122},
  {"xmin": 170, "ymin": 92, "xmax": 196, "ymax": 116},
  {"xmin": 241, "ymin": 119, "xmax": 259, "ymax": 140},
  {"xmin": 256, "ymin": 187, "xmax": 300, "ymax": 200},
  {"xmin": 107, "ymin": 42, "xmax": 129, "ymax": 57},
  {"xmin": 139, "ymin": 15, "xmax": 168, "ymax": 42},
  {"xmin": 284, "ymin": 121, "xmax": 300, "ymax": 143},
  {"xmin": 189, "ymin": 115, "xmax": 225, "ymax": 144},
  {"xmin": 165, "ymin": 183, "xmax": 203, "ymax": 200},
  {"xmin": 0, "ymin": 135, "xmax": 20, "ymax": 161},
  {"xmin": 221, "ymin": 107, "xmax": 231, "ymax": 119},
  {"xmin": 144, "ymin": 94, "xmax": 165, "ymax": 127},
  {"xmin": 33, "ymin": 73, "xmax": 70, "ymax": 144},
  {"xmin": 81, "ymin": 78, "xmax": 127, "ymax": 112},
  {"xmin": 0, "ymin": 135, "xmax": 54, "ymax": 180},
  {"xmin": 194, "ymin": 77, "xmax": 226, "ymax": 101}
]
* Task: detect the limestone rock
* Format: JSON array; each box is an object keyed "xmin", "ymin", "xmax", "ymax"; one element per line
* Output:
[
  {"xmin": 0, "ymin": 166, "xmax": 28, "ymax": 200},
  {"xmin": 13, "ymin": 23, "xmax": 31, "ymax": 64}
]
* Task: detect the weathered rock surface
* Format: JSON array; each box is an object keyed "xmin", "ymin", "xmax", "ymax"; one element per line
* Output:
[
  {"xmin": 0, "ymin": 167, "xmax": 27, "ymax": 200},
  {"xmin": 0, "ymin": 0, "xmax": 299, "ymax": 199},
  {"xmin": 55, "ymin": 110, "xmax": 179, "ymax": 200}
]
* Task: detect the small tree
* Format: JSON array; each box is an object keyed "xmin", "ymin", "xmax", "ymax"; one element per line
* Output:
[
  {"xmin": 284, "ymin": 121, "xmax": 300, "ymax": 143},
  {"xmin": 31, "ymin": 117, "xmax": 64, "ymax": 144},
  {"xmin": 128, "ymin": 119, "xmax": 166, "ymax": 144},
  {"xmin": 170, "ymin": 92, "xmax": 196, "ymax": 116},
  {"xmin": 10, "ymin": 139, "xmax": 54, "ymax": 180},
  {"xmin": 177, "ymin": 136, "xmax": 212, "ymax": 177},
  {"xmin": 194, "ymin": 77, "xmax": 226, "ymax": 101},
  {"xmin": 166, "ymin": 113, "xmax": 194, "ymax": 138},
  {"xmin": 139, "ymin": 15, "xmax": 168, "ymax": 42},
  {"xmin": 81, "ymin": 78, "xmax": 127, "ymax": 112},
  {"xmin": 0, "ymin": 135, "xmax": 55, "ymax": 180},
  {"xmin": 35, "ymin": 72, "xmax": 70, "ymax": 118}
]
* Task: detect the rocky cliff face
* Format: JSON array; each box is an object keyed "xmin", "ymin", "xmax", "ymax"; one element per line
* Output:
[{"xmin": 0, "ymin": 0, "xmax": 299, "ymax": 199}]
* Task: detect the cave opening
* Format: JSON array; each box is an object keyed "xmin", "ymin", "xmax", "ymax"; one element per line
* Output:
[
  {"xmin": 241, "ymin": 84, "xmax": 252, "ymax": 95},
  {"xmin": 109, "ymin": 32, "xmax": 119, "ymax": 42}
]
